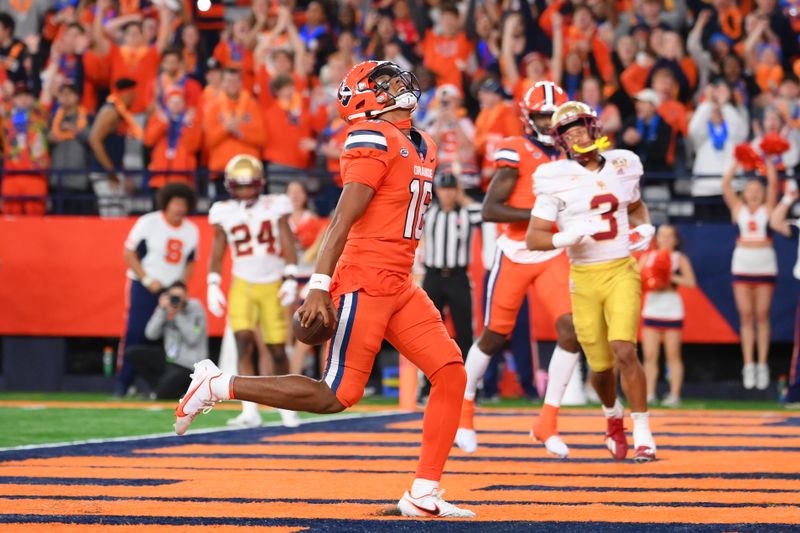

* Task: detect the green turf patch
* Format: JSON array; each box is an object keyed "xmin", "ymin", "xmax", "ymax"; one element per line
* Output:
[{"xmin": 0, "ymin": 406, "xmax": 319, "ymax": 448}]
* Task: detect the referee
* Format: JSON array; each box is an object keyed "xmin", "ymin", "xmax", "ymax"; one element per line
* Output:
[{"xmin": 422, "ymin": 172, "xmax": 482, "ymax": 360}]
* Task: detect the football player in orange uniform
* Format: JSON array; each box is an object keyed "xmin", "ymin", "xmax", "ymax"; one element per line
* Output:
[
  {"xmin": 455, "ymin": 82, "xmax": 583, "ymax": 458},
  {"xmin": 174, "ymin": 61, "xmax": 474, "ymax": 518}
]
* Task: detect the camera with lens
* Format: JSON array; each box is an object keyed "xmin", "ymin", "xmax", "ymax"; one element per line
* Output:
[{"xmin": 169, "ymin": 294, "xmax": 184, "ymax": 307}]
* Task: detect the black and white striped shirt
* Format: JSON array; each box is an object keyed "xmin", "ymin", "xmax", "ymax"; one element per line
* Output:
[{"xmin": 423, "ymin": 203, "xmax": 482, "ymax": 269}]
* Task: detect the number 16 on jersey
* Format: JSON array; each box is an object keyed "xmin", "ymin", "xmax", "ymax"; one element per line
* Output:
[{"xmin": 404, "ymin": 178, "xmax": 433, "ymax": 240}]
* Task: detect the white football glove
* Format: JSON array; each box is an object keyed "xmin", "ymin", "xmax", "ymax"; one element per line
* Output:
[
  {"xmin": 278, "ymin": 278, "xmax": 298, "ymax": 307},
  {"xmin": 206, "ymin": 273, "xmax": 227, "ymax": 318},
  {"xmin": 629, "ymin": 223, "xmax": 656, "ymax": 252},
  {"xmin": 552, "ymin": 219, "xmax": 602, "ymax": 248}
]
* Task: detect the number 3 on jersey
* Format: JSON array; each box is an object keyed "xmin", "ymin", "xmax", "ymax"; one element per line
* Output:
[
  {"xmin": 404, "ymin": 178, "xmax": 433, "ymax": 240},
  {"xmin": 590, "ymin": 193, "xmax": 619, "ymax": 241}
]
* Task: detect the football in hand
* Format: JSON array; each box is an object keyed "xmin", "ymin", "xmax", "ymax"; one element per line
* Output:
[{"xmin": 292, "ymin": 310, "xmax": 336, "ymax": 346}]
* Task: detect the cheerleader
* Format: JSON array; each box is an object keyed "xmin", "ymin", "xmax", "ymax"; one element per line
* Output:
[
  {"xmin": 639, "ymin": 225, "xmax": 697, "ymax": 407},
  {"xmin": 722, "ymin": 157, "xmax": 779, "ymax": 390},
  {"xmin": 286, "ymin": 180, "xmax": 327, "ymax": 377}
]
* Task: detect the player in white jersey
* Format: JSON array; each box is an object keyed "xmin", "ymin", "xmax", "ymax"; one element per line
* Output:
[
  {"xmin": 121, "ymin": 184, "xmax": 199, "ymax": 397},
  {"xmin": 526, "ymin": 101, "xmax": 657, "ymax": 462},
  {"xmin": 207, "ymin": 155, "xmax": 300, "ymax": 428}
]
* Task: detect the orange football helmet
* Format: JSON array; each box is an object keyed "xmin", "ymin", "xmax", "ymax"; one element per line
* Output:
[
  {"xmin": 337, "ymin": 61, "xmax": 420, "ymax": 123},
  {"xmin": 519, "ymin": 81, "xmax": 568, "ymax": 145}
]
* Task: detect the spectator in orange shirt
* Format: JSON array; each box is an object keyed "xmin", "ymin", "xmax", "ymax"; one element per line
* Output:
[
  {"xmin": 262, "ymin": 74, "xmax": 316, "ymax": 193},
  {"xmin": 147, "ymin": 47, "xmax": 204, "ymax": 114},
  {"xmin": 203, "ymin": 68, "xmax": 265, "ymax": 195},
  {"xmin": 473, "ymin": 77, "xmax": 523, "ymax": 189},
  {"xmin": 421, "ymin": 5, "xmax": 475, "ymax": 92},
  {"xmin": 92, "ymin": 0, "xmax": 173, "ymax": 114},
  {"xmin": 651, "ymin": 67, "xmax": 688, "ymax": 166},
  {"xmin": 213, "ymin": 17, "xmax": 255, "ymax": 91},
  {"xmin": 562, "ymin": 5, "xmax": 614, "ymax": 85},
  {"xmin": 744, "ymin": 18, "xmax": 784, "ymax": 97},
  {"xmin": 144, "ymin": 88, "xmax": 202, "ymax": 190},
  {"xmin": 0, "ymin": 81, "xmax": 49, "ymax": 215},
  {"xmin": 253, "ymin": 8, "xmax": 307, "ymax": 106},
  {"xmin": 500, "ymin": 12, "xmax": 556, "ymax": 103},
  {"xmin": 202, "ymin": 57, "xmax": 223, "ymax": 111}
]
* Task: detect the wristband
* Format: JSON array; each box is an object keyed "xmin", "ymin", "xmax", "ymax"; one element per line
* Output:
[
  {"xmin": 308, "ymin": 273, "xmax": 332, "ymax": 292},
  {"xmin": 283, "ymin": 264, "xmax": 299, "ymax": 279},
  {"xmin": 782, "ymin": 194, "xmax": 795, "ymax": 206},
  {"xmin": 142, "ymin": 275, "xmax": 154, "ymax": 286},
  {"xmin": 551, "ymin": 232, "xmax": 574, "ymax": 249},
  {"xmin": 207, "ymin": 272, "xmax": 222, "ymax": 285}
]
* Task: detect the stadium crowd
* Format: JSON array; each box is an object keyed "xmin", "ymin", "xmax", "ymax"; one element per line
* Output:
[{"xmin": 0, "ymin": 0, "xmax": 798, "ymax": 217}]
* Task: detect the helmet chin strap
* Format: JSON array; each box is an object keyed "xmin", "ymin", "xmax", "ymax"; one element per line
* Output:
[{"xmin": 347, "ymin": 92, "xmax": 418, "ymax": 122}]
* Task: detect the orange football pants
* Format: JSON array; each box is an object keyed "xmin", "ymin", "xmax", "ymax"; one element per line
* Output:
[
  {"xmin": 484, "ymin": 249, "xmax": 572, "ymax": 334},
  {"xmin": 324, "ymin": 282, "xmax": 465, "ymax": 481}
]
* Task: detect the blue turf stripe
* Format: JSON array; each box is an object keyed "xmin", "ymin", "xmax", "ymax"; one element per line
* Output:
[
  {"xmin": 1, "ymin": 495, "xmax": 799, "ymax": 508},
  {"xmin": 1, "ymin": 515, "xmax": 798, "ymax": 533},
  {"xmin": 204, "ymin": 439, "xmax": 800, "ymax": 452},
  {"xmin": 475, "ymin": 485, "xmax": 799, "ymax": 494},
  {"xmin": 0, "ymin": 476, "xmax": 179, "ymax": 486},
  {"xmin": 331, "ymin": 292, "xmax": 357, "ymax": 394},
  {"xmin": 130, "ymin": 452, "xmax": 618, "ymax": 463}
]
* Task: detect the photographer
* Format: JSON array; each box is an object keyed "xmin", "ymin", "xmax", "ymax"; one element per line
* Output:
[{"xmin": 126, "ymin": 281, "xmax": 208, "ymax": 399}]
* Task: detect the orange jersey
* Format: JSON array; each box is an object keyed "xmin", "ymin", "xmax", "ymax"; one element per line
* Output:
[
  {"xmin": 332, "ymin": 120, "xmax": 438, "ymax": 297},
  {"xmin": 109, "ymin": 45, "xmax": 160, "ymax": 114},
  {"xmin": 493, "ymin": 135, "xmax": 562, "ymax": 241},
  {"xmin": 421, "ymin": 30, "xmax": 474, "ymax": 92}
]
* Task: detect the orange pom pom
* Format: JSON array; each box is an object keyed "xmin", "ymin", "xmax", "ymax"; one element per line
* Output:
[
  {"xmin": 734, "ymin": 143, "xmax": 761, "ymax": 171},
  {"xmin": 641, "ymin": 249, "xmax": 672, "ymax": 292},
  {"xmin": 760, "ymin": 133, "xmax": 790, "ymax": 155}
]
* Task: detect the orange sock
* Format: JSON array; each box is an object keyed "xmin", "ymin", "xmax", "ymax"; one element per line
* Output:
[
  {"xmin": 532, "ymin": 403, "xmax": 559, "ymax": 442},
  {"xmin": 458, "ymin": 398, "xmax": 475, "ymax": 430},
  {"xmin": 416, "ymin": 362, "xmax": 466, "ymax": 481}
]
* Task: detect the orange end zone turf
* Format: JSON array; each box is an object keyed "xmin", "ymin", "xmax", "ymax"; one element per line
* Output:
[{"xmin": 1, "ymin": 408, "xmax": 799, "ymax": 532}]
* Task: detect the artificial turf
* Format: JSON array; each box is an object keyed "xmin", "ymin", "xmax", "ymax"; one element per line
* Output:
[{"xmin": 0, "ymin": 391, "xmax": 791, "ymax": 448}]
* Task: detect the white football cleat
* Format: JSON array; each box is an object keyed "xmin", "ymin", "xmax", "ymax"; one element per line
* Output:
[
  {"xmin": 226, "ymin": 410, "xmax": 263, "ymax": 429},
  {"xmin": 175, "ymin": 360, "xmax": 226, "ymax": 435},
  {"xmin": 398, "ymin": 489, "xmax": 476, "ymax": 518},
  {"xmin": 454, "ymin": 428, "xmax": 477, "ymax": 453},
  {"xmin": 278, "ymin": 409, "xmax": 301, "ymax": 428},
  {"xmin": 541, "ymin": 435, "xmax": 569, "ymax": 458}
]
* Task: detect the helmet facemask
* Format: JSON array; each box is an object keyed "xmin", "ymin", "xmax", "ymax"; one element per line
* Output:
[
  {"xmin": 526, "ymin": 111, "xmax": 556, "ymax": 145},
  {"xmin": 553, "ymin": 116, "xmax": 605, "ymax": 164},
  {"xmin": 365, "ymin": 62, "xmax": 421, "ymax": 113}
]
